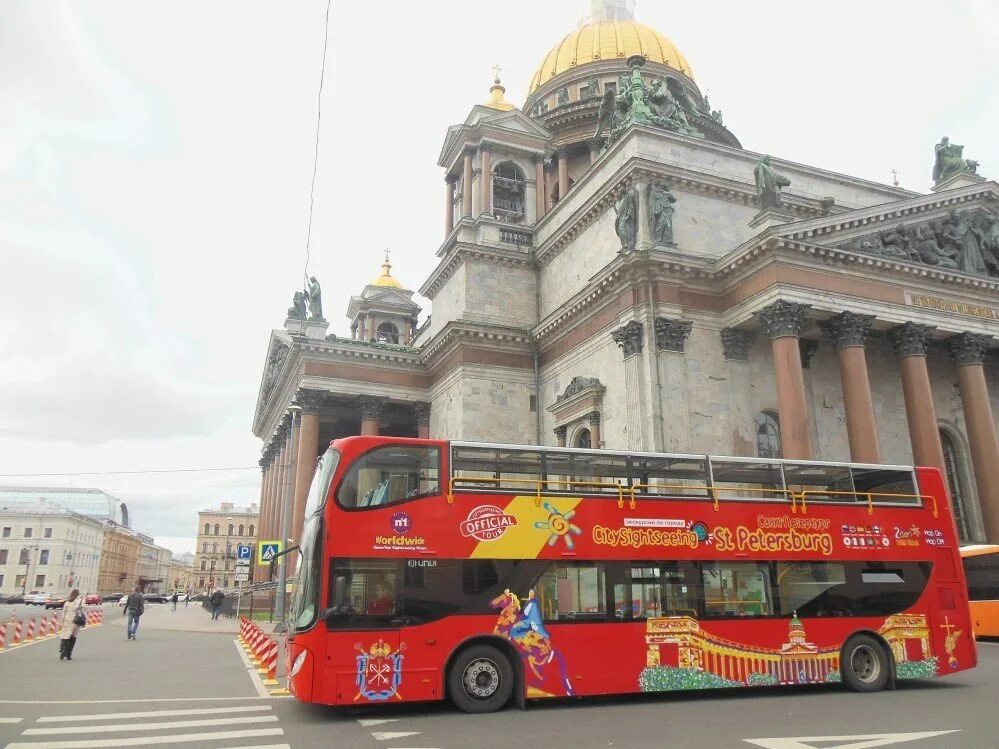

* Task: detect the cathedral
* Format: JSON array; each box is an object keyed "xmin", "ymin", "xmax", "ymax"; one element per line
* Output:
[{"xmin": 251, "ymin": 0, "xmax": 999, "ymax": 564}]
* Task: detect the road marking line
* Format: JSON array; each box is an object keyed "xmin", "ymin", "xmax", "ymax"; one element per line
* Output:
[
  {"xmin": 743, "ymin": 730, "xmax": 961, "ymax": 749},
  {"xmin": 234, "ymin": 638, "xmax": 271, "ymax": 698},
  {"xmin": 0, "ymin": 718, "xmax": 24, "ymax": 723},
  {"xmin": 358, "ymin": 719, "xmax": 398, "ymax": 727},
  {"xmin": 223, "ymin": 745, "xmax": 291, "ymax": 749},
  {"xmin": 6, "ymin": 727, "xmax": 285, "ymax": 748},
  {"xmin": 372, "ymin": 732, "xmax": 421, "ymax": 741},
  {"xmin": 25, "ymin": 715, "xmax": 279, "ymax": 735},
  {"xmin": 38, "ymin": 705, "xmax": 272, "ymax": 722}
]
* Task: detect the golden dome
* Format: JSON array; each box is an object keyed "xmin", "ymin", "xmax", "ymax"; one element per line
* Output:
[
  {"xmin": 484, "ymin": 76, "xmax": 516, "ymax": 111},
  {"xmin": 370, "ymin": 252, "xmax": 403, "ymax": 289},
  {"xmin": 528, "ymin": 19, "xmax": 693, "ymax": 95}
]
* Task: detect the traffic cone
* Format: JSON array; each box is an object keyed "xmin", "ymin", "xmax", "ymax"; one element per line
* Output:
[
  {"xmin": 49, "ymin": 616, "xmax": 57, "ymax": 637},
  {"xmin": 261, "ymin": 638, "xmax": 279, "ymax": 685},
  {"xmin": 0, "ymin": 622, "xmax": 6, "ymax": 651},
  {"xmin": 97, "ymin": 609, "xmax": 103, "ymax": 626},
  {"xmin": 11, "ymin": 618, "xmax": 22, "ymax": 647},
  {"xmin": 253, "ymin": 630, "xmax": 269, "ymax": 665},
  {"xmin": 26, "ymin": 618, "xmax": 35, "ymax": 642}
]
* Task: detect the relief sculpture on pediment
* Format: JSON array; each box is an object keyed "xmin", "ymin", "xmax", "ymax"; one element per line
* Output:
[{"xmin": 839, "ymin": 208, "xmax": 999, "ymax": 278}]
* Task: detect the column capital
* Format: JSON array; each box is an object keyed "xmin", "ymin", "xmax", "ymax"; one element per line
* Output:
[
  {"xmin": 479, "ymin": 141, "xmax": 492, "ymax": 153},
  {"xmin": 462, "ymin": 144, "xmax": 476, "ymax": 157},
  {"xmin": 357, "ymin": 395, "xmax": 386, "ymax": 421},
  {"xmin": 412, "ymin": 402, "xmax": 431, "ymax": 428},
  {"xmin": 799, "ymin": 340, "xmax": 819, "ymax": 369},
  {"xmin": 654, "ymin": 318, "xmax": 693, "ymax": 353},
  {"xmin": 720, "ymin": 328, "xmax": 754, "ymax": 361},
  {"xmin": 888, "ymin": 322, "xmax": 935, "ymax": 358},
  {"xmin": 949, "ymin": 332, "xmax": 993, "ymax": 366},
  {"xmin": 819, "ymin": 312, "xmax": 875, "ymax": 349},
  {"xmin": 611, "ymin": 320, "xmax": 644, "ymax": 358},
  {"xmin": 754, "ymin": 300, "xmax": 811, "ymax": 339},
  {"xmin": 555, "ymin": 145, "xmax": 569, "ymax": 158},
  {"xmin": 296, "ymin": 388, "xmax": 327, "ymax": 414},
  {"xmin": 553, "ymin": 425, "xmax": 568, "ymax": 440},
  {"xmin": 586, "ymin": 411, "xmax": 601, "ymax": 427},
  {"xmin": 445, "ymin": 173, "xmax": 457, "ymax": 185},
  {"xmin": 258, "ymin": 456, "xmax": 268, "ymax": 470}
]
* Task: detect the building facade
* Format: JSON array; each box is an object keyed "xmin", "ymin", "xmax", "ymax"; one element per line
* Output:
[
  {"xmin": 192, "ymin": 502, "xmax": 259, "ymax": 592},
  {"xmin": 0, "ymin": 509, "xmax": 105, "ymax": 597},
  {"xmin": 251, "ymin": 1, "xmax": 999, "ymax": 547},
  {"xmin": 136, "ymin": 537, "xmax": 172, "ymax": 594},
  {"xmin": 97, "ymin": 523, "xmax": 141, "ymax": 596},
  {"xmin": 0, "ymin": 486, "xmax": 129, "ymax": 527}
]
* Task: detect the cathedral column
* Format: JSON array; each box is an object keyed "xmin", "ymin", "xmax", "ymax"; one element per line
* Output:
[
  {"xmin": 366, "ymin": 313, "xmax": 375, "ymax": 342},
  {"xmin": 255, "ymin": 457, "xmax": 269, "ymax": 582},
  {"xmin": 755, "ymin": 300, "xmax": 813, "ymax": 460},
  {"xmin": 535, "ymin": 156, "xmax": 546, "ymax": 221},
  {"xmin": 557, "ymin": 147, "xmax": 569, "ymax": 203},
  {"xmin": 950, "ymin": 333, "xmax": 999, "ymax": 542},
  {"xmin": 544, "ymin": 157, "xmax": 553, "ymax": 212},
  {"xmin": 888, "ymin": 323, "xmax": 947, "ymax": 477},
  {"xmin": 554, "ymin": 426, "xmax": 567, "ymax": 448},
  {"xmin": 414, "ymin": 402, "xmax": 431, "ymax": 440},
  {"xmin": 587, "ymin": 412, "xmax": 601, "ymax": 449},
  {"xmin": 292, "ymin": 390, "xmax": 324, "ymax": 564},
  {"xmin": 462, "ymin": 147, "xmax": 473, "ymax": 219},
  {"xmin": 480, "ymin": 144, "xmax": 492, "ymax": 215},
  {"xmin": 445, "ymin": 176, "xmax": 455, "ymax": 235},
  {"xmin": 359, "ymin": 396, "xmax": 384, "ymax": 436},
  {"xmin": 820, "ymin": 312, "xmax": 881, "ymax": 463}
]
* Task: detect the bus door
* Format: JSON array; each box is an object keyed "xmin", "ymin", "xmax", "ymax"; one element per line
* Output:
[
  {"xmin": 931, "ymin": 546, "xmax": 976, "ymax": 669},
  {"xmin": 325, "ymin": 559, "xmax": 403, "ymax": 704}
]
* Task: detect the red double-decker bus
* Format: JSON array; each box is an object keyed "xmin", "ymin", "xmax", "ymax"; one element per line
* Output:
[{"xmin": 285, "ymin": 436, "xmax": 975, "ymax": 712}]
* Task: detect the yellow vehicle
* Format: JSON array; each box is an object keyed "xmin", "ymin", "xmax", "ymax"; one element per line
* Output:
[{"xmin": 961, "ymin": 545, "xmax": 999, "ymax": 638}]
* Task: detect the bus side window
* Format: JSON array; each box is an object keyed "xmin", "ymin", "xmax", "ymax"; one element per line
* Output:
[
  {"xmin": 337, "ymin": 445, "xmax": 441, "ymax": 508},
  {"xmin": 536, "ymin": 562, "xmax": 608, "ymax": 622},
  {"xmin": 610, "ymin": 562, "xmax": 700, "ymax": 620},
  {"xmin": 702, "ymin": 561, "xmax": 774, "ymax": 617}
]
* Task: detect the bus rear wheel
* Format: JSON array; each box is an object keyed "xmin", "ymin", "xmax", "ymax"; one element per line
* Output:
[
  {"xmin": 842, "ymin": 634, "xmax": 890, "ymax": 693},
  {"xmin": 448, "ymin": 644, "xmax": 514, "ymax": 713}
]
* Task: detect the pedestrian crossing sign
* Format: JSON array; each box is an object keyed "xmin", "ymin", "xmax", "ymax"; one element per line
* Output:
[{"xmin": 258, "ymin": 540, "xmax": 283, "ymax": 564}]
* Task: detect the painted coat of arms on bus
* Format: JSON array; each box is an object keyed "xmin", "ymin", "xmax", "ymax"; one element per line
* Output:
[{"xmin": 354, "ymin": 639, "xmax": 406, "ymax": 701}]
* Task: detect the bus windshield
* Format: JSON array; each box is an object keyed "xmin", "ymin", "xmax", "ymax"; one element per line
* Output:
[{"xmin": 289, "ymin": 449, "xmax": 338, "ymax": 631}]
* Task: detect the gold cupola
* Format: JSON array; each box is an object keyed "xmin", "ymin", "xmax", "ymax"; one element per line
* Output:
[
  {"xmin": 527, "ymin": 1, "xmax": 693, "ymax": 95},
  {"xmin": 370, "ymin": 252, "xmax": 403, "ymax": 289},
  {"xmin": 484, "ymin": 72, "xmax": 516, "ymax": 111}
]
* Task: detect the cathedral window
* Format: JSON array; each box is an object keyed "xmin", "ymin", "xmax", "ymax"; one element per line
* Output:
[
  {"xmin": 492, "ymin": 161, "xmax": 526, "ymax": 221},
  {"xmin": 575, "ymin": 428, "xmax": 592, "ymax": 450},
  {"xmin": 376, "ymin": 322, "xmax": 400, "ymax": 344},
  {"xmin": 941, "ymin": 428, "xmax": 975, "ymax": 543},
  {"xmin": 755, "ymin": 411, "xmax": 781, "ymax": 459}
]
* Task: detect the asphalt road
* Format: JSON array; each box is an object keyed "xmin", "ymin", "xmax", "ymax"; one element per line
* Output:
[{"xmin": 1, "ymin": 606, "xmax": 997, "ymax": 749}]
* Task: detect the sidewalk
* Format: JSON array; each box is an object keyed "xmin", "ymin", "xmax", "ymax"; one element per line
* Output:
[{"xmin": 105, "ymin": 602, "xmax": 241, "ymax": 634}]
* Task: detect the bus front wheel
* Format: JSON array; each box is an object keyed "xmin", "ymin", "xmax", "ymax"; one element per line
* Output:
[
  {"xmin": 448, "ymin": 644, "xmax": 514, "ymax": 713},
  {"xmin": 842, "ymin": 634, "xmax": 890, "ymax": 693}
]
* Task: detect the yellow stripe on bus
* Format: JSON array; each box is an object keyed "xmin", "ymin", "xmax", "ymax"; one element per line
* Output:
[{"xmin": 471, "ymin": 496, "xmax": 582, "ymax": 559}]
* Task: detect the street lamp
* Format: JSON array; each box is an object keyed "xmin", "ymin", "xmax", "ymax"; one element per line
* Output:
[{"xmin": 274, "ymin": 402, "xmax": 301, "ymax": 628}]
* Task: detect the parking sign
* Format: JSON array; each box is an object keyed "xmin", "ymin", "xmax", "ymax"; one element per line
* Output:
[{"xmin": 236, "ymin": 544, "xmax": 252, "ymax": 561}]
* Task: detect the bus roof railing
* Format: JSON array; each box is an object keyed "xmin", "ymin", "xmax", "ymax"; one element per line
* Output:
[{"xmin": 447, "ymin": 474, "xmax": 936, "ymax": 516}]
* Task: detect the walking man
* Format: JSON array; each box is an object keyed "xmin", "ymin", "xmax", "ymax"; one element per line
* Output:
[
  {"xmin": 185, "ymin": 587, "xmax": 191, "ymax": 607},
  {"xmin": 209, "ymin": 588, "xmax": 224, "ymax": 620},
  {"xmin": 171, "ymin": 591, "xmax": 178, "ymax": 611},
  {"xmin": 125, "ymin": 586, "xmax": 144, "ymax": 640}
]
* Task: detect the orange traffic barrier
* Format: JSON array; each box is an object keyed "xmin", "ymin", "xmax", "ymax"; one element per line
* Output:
[
  {"xmin": 11, "ymin": 618, "xmax": 22, "ymax": 647},
  {"xmin": 262, "ymin": 638, "xmax": 279, "ymax": 684},
  {"xmin": 25, "ymin": 618, "xmax": 35, "ymax": 642},
  {"xmin": 0, "ymin": 622, "xmax": 6, "ymax": 650},
  {"xmin": 49, "ymin": 615, "xmax": 57, "ymax": 637}
]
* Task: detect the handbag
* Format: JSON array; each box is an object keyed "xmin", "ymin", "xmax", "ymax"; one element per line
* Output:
[{"xmin": 73, "ymin": 605, "xmax": 86, "ymax": 628}]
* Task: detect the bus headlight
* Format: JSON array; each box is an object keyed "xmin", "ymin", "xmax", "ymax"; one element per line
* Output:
[{"xmin": 291, "ymin": 650, "xmax": 308, "ymax": 677}]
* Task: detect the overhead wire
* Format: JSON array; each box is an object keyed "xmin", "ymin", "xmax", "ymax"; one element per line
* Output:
[{"xmin": 303, "ymin": 0, "xmax": 334, "ymax": 286}]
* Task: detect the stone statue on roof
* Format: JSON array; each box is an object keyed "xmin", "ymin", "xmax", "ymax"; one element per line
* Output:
[
  {"xmin": 306, "ymin": 276, "xmax": 324, "ymax": 320},
  {"xmin": 647, "ymin": 179, "xmax": 677, "ymax": 245},
  {"xmin": 614, "ymin": 186, "xmax": 638, "ymax": 251},
  {"xmin": 754, "ymin": 155, "xmax": 791, "ymax": 211},
  {"xmin": 933, "ymin": 137, "xmax": 979, "ymax": 185},
  {"xmin": 287, "ymin": 290, "xmax": 307, "ymax": 320}
]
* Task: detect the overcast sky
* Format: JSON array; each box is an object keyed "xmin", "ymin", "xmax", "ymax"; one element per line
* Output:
[{"xmin": 2, "ymin": 1, "xmax": 997, "ymax": 554}]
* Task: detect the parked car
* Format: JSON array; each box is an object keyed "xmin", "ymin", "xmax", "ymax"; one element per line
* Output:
[
  {"xmin": 24, "ymin": 590, "xmax": 51, "ymax": 606},
  {"xmin": 102, "ymin": 593, "xmax": 122, "ymax": 603},
  {"xmin": 4, "ymin": 594, "xmax": 25, "ymax": 604},
  {"xmin": 118, "ymin": 595, "xmax": 128, "ymax": 606},
  {"xmin": 143, "ymin": 593, "xmax": 167, "ymax": 604},
  {"xmin": 84, "ymin": 594, "xmax": 101, "ymax": 605},
  {"xmin": 44, "ymin": 596, "xmax": 66, "ymax": 609}
]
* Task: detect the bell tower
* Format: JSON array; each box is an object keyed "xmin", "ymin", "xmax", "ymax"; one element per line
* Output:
[{"xmin": 346, "ymin": 252, "xmax": 422, "ymax": 345}]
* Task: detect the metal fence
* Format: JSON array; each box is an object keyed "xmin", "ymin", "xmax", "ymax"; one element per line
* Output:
[{"xmin": 200, "ymin": 579, "xmax": 292, "ymax": 622}]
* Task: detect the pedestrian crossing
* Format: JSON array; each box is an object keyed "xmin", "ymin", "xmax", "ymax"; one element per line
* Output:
[{"xmin": 3, "ymin": 704, "xmax": 289, "ymax": 749}]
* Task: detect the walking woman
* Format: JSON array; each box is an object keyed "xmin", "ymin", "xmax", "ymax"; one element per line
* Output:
[{"xmin": 59, "ymin": 589, "xmax": 85, "ymax": 661}]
